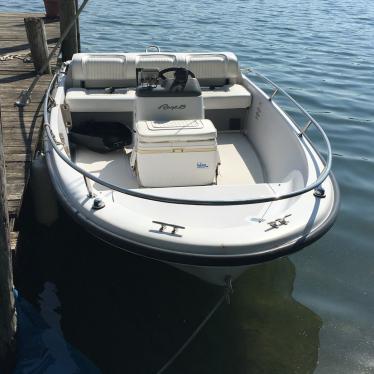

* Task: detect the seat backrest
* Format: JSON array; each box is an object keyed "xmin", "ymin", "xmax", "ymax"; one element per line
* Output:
[
  {"xmin": 186, "ymin": 54, "xmax": 238, "ymax": 86},
  {"xmin": 67, "ymin": 52, "xmax": 241, "ymax": 88},
  {"xmin": 69, "ymin": 54, "xmax": 129, "ymax": 88}
]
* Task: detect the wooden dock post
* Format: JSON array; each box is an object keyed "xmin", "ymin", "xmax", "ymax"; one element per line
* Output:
[
  {"xmin": 0, "ymin": 110, "xmax": 17, "ymax": 372},
  {"xmin": 59, "ymin": 0, "xmax": 79, "ymax": 61},
  {"xmin": 75, "ymin": 0, "xmax": 81, "ymax": 52},
  {"xmin": 24, "ymin": 17, "xmax": 51, "ymax": 74}
]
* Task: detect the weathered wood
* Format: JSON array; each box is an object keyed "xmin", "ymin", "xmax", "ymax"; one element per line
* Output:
[
  {"xmin": 0, "ymin": 109, "xmax": 16, "ymax": 372},
  {"xmin": 59, "ymin": 0, "xmax": 79, "ymax": 61},
  {"xmin": 24, "ymin": 17, "xmax": 51, "ymax": 74},
  {"xmin": 0, "ymin": 12, "xmax": 60, "ymax": 250}
]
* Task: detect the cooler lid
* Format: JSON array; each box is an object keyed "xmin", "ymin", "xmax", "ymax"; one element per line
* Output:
[{"xmin": 136, "ymin": 119, "xmax": 217, "ymax": 143}]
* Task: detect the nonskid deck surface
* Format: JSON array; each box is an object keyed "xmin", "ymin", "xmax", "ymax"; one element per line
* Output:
[
  {"xmin": 74, "ymin": 132, "xmax": 264, "ymax": 193},
  {"xmin": 216, "ymin": 132, "xmax": 263, "ymax": 185}
]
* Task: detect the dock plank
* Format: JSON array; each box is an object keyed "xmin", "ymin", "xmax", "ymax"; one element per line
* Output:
[{"xmin": 0, "ymin": 12, "xmax": 60, "ymax": 248}]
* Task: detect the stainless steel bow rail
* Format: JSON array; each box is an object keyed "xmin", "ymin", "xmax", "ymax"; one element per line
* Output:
[
  {"xmin": 44, "ymin": 69, "xmax": 332, "ymax": 206},
  {"xmin": 241, "ymin": 67, "xmax": 332, "ymax": 140}
]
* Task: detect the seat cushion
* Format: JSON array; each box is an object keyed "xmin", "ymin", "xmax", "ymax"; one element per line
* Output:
[
  {"xmin": 65, "ymin": 88, "xmax": 135, "ymax": 112},
  {"xmin": 65, "ymin": 84, "xmax": 251, "ymax": 113},
  {"xmin": 136, "ymin": 119, "xmax": 217, "ymax": 143},
  {"xmin": 202, "ymin": 84, "xmax": 252, "ymax": 110},
  {"xmin": 71, "ymin": 54, "xmax": 128, "ymax": 81}
]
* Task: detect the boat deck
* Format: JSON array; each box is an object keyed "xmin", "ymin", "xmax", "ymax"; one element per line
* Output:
[{"xmin": 75, "ymin": 132, "xmax": 264, "ymax": 193}]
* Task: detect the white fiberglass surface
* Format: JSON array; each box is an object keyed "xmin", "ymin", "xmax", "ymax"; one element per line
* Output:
[
  {"xmin": 46, "ymin": 71, "xmax": 335, "ymax": 255},
  {"xmin": 74, "ymin": 132, "xmax": 264, "ymax": 192},
  {"xmin": 71, "ymin": 131, "xmax": 274, "ymax": 230},
  {"xmin": 50, "ymin": 103, "xmax": 334, "ymax": 246},
  {"xmin": 216, "ymin": 132, "xmax": 264, "ymax": 185},
  {"xmin": 242, "ymin": 76, "xmax": 309, "ymax": 189}
]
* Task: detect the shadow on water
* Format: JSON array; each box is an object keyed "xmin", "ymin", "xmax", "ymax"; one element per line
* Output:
[{"xmin": 14, "ymin": 185, "xmax": 322, "ymax": 374}]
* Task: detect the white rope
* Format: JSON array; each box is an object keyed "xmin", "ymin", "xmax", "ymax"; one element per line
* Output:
[{"xmin": 157, "ymin": 277, "xmax": 233, "ymax": 374}]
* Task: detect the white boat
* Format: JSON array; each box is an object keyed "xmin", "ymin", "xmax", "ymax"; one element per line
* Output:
[{"xmin": 43, "ymin": 50, "xmax": 339, "ymax": 286}]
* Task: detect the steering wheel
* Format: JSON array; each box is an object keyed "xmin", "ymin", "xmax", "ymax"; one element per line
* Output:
[{"xmin": 158, "ymin": 67, "xmax": 196, "ymax": 82}]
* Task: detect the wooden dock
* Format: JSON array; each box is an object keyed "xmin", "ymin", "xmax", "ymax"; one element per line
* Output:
[{"xmin": 0, "ymin": 13, "xmax": 60, "ymax": 249}]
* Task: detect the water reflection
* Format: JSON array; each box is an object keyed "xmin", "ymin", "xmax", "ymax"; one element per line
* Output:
[{"xmin": 15, "ymin": 191, "xmax": 321, "ymax": 373}]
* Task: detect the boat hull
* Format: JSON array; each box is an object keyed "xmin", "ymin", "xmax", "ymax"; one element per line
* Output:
[
  {"xmin": 43, "ymin": 147, "xmax": 340, "ymax": 285},
  {"xmin": 170, "ymin": 263, "xmax": 251, "ymax": 286},
  {"xmin": 42, "ymin": 57, "xmax": 341, "ymax": 285}
]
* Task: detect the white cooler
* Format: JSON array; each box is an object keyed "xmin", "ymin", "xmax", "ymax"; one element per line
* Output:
[{"xmin": 131, "ymin": 119, "xmax": 219, "ymax": 187}]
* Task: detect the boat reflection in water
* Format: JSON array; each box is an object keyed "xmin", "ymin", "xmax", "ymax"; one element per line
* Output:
[{"xmin": 15, "ymin": 200, "xmax": 322, "ymax": 373}]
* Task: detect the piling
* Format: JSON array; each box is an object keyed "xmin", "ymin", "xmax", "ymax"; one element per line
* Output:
[
  {"xmin": 59, "ymin": 0, "xmax": 79, "ymax": 61},
  {"xmin": 24, "ymin": 17, "xmax": 51, "ymax": 74},
  {"xmin": 75, "ymin": 0, "xmax": 81, "ymax": 52}
]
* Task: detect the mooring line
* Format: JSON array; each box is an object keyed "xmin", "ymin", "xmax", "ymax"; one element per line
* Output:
[
  {"xmin": 15, "ymin": 0, "xmax": 92, "ymax": 107},
  {"xmin": 157, "ymin": 277, "xmax": 233, "ymax": 374}
]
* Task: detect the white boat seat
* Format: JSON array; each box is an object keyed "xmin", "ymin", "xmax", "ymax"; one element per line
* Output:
[
  {"xmin": 202, "ymin": 84, "xmax": 252, "ymax": 110},
  {"xmin": 65, "ymin": 84, "xmax": 251, "ymax": 112},
  {"xmin": 67, "ymin": 52, "xmax": 242, "ymax": 88},
  {"xmin": 65, "ymin": 88, "xmax": 136, "ymax": 112}
]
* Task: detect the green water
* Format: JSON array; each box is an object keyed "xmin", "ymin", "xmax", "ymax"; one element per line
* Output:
[{"xmin": 15, "ymin": 207, "xmax": 323, "ymax": 373}]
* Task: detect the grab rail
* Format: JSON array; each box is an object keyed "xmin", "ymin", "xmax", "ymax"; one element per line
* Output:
[
  {"xmin": 43, "ymin": 70, "xmax": 332, "ymax": 206},
  {"xmin": 241, "ymin": 67, "xmax": 332, "ymax": 184}
]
